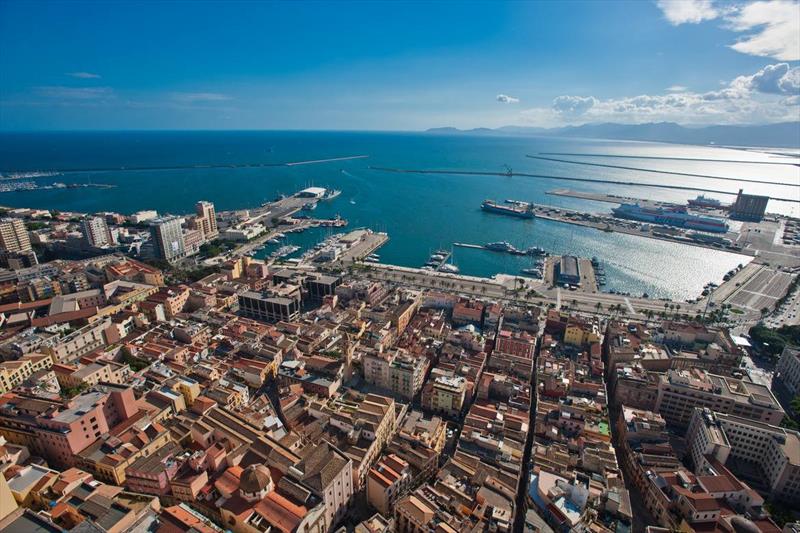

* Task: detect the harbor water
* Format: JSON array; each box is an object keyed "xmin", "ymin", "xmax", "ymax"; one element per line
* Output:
[{"xmin": 1, "ymin": 130, "xmax": 798, "ymax": 301}]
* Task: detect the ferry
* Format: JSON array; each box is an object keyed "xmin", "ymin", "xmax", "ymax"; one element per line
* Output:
[
  {"xmin": 481, "ymin": 200, "xmax": 535, "ymax": 219},
  {"xmin": 687, "ymin": 194, "xmax": 723, "ymax": 208},
  {"xmin": 612, "ymin": 203, "xmax": 729, "ymax": 233}
]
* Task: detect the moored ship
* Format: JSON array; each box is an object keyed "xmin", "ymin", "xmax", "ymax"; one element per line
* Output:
[
  {"xmin": 481, "ymin": 200, "xmax": 535, "ymax": 219},
  {"xmin": 687, "ymin": 194, "xmax": 723, "ymax": 208},
  {"xmin": 612, "ymin": 203, "xmax": 729, "ymax": 233}
]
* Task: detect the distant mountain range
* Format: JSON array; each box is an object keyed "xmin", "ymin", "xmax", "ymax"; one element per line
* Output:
[{"xmin": 426, "ymin": 121, "xmax": 800, "ymax": 148}]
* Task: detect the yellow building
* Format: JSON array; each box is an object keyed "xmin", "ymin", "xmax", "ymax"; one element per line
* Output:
[
  {"xmin": 0, "ymin": 474, "xmax": 18, "ymax": 522},
  {"xmin": 0, "ymin": 354, "xmax": 53, "ymax": 393}
]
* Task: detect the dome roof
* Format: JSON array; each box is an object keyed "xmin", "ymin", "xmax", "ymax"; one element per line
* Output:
[
  {"xmin": 239, "ymin": 464, "xmax": 272, "ymax": 494},
  {"xmin": 730, "ymin": 516, "xmax": 760, "ymax": 533}
]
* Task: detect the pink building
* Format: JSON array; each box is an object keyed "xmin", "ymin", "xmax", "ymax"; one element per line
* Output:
[{"xmin": 34, "ymin": 384, "xmax": 138, "ymax": 468}]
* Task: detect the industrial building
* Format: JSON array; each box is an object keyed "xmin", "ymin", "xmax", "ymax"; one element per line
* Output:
[
  {"xmin": 729, "ymin": 189, "xmax": 769, "ymax": 222},
  {"xmin": 556, "ymin": 255, "xmax": 580, "ymax": 286}
]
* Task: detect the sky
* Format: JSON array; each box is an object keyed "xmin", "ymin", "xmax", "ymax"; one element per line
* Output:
[{"xmin": 0, "ymin": 0, "xmax": 798, "ymax": 130}]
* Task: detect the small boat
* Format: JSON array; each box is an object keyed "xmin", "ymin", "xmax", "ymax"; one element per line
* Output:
[
  {"xmin": 430, "ymin": 254, "xmax": 445, "ymax": 262},
  {"xmin": 526, "ymin": 246, "xmax": 547, "ymax": 256},
  {"xmin": 302, "ymin": 202, "xmax": 317, "ymax": 211},
  {"xmin": 439, "ymin": 264, "xmax": 460, "ymax": 274}
]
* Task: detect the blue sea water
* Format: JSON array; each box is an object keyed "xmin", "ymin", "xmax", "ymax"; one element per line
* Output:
[{"xmin": 1, "ymin": 130, "xmax": 798, "ymax": 301}]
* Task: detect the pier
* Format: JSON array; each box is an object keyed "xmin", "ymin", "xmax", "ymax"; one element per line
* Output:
[
  {"xmin": 546, "ymin": 188, "xmax": 682, "ymax": 209},
  {"xmin": 526, "ymin": 154, "xmax": 799, "ymax": 188},
  {"xmin": 2, "ymin": 155, "xmax": 370, "ymax": 176},
  {"xmin": 0, "ymin": 182, "xmax": 117, "ymax": 193},
  {"xmin": 369, "ymin": 166, "xmax": 800, "ymax": 204}
]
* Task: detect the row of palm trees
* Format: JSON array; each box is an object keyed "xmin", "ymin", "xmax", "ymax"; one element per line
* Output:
[{"xmin": 353, "ymin": 264, "xmax": 738, "ymax": 326}]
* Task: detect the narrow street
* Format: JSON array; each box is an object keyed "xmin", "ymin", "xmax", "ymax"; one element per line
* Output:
[{"xmin": 512, "ymin": 334, "xmax": 542, "ymax": 532}]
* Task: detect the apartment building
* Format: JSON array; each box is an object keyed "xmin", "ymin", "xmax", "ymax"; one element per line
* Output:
[
  {"xmin": 654, "ymin": 368, "xmax": 784, "ymax": 428},
  {"xmin": 687, "ymin": 408, "xmax": 800, "ymax": 505}
]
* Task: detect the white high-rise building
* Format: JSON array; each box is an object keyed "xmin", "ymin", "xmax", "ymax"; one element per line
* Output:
[
  {"xmin": 149, "ymin": 216, "xmax": 186, "ymax": 263},
  {"xmin": 81, "ymin": 216, "xmax": 113, "ymax": 247}
]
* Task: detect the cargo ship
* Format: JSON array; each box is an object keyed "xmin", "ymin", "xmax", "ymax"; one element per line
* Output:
[
  {"xmin": 687, "ymin": 195, "xmax": 723, "ymax": 208},
  {"xmin": 612, "ymin": 203, "xmax": 729, "ymax": 233},
  {"xmin": 481, "ymin": 200, "xmax": 535, "ymax": 219}
]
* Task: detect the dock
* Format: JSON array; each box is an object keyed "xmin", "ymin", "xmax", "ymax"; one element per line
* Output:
[
  {"xmin": 487, "ymin": 198, "xmax": 767, "ymax": 260},
  {"xmin": 547, "ymin": 188, "xmax": 676, "ymax": 209}
]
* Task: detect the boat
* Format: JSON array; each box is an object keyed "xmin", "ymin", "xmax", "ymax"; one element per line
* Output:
[
  {"xmin": 439, "ymin": 264, "xmax": 460, "ymax": 273},
  {"xmin": 271, "ymin": 245, "xmax": 301, "ymax": 258},
  {"xmin": 526, "ymin": 246, "xmax": 547, "ymax": 256},
  {"xmin": 267, "ymin": 238, "xmax": 280, "ymax": 244},
  {"xmin": 612, "ymin": 203, "xmax": 729, "ymax": 233},
  {"xmin": 323, "ymin": 189, "xmax": 342, "ymax": 200},
  {"xmin": 364, "ymin": 257, "xmax": 380, "ymax": 263},
  {"xmin": 481, "ymin": 200, "xmax": 535, "ymax": 219},
  {"xmin": 430, "ymin": 254, "xmax": 445, "ymax": 262},
  {"xmin": 521, "ymin": 268, "xmax": 542, "ymax": 276},
  {"xmin": 687, "ymin": 195, "xmax": 723, "ymax": 208},
  {"xmin": 485, "ymin": 241, "xmax": 516, "ymax": 252},
  {"xmin": 302, "ymin": 202, "xmax": 317, "ymax": 211},
  {"xmin": 591, "ymin": 256, "xmax": 599, "ymax": 266},
  {"xmin": 434, "ymin": 249, "xmax": 449, "ymax": 255}
]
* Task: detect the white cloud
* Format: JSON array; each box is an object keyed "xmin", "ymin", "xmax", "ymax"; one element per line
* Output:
[
  {"xmin": 727, "ymin": 1, "xmax": 800, "ymax": 60},
  {"xmin": 496, "ymin": 94, "xmax": 520, "ymax": 104},
  {"xmin": 656, "ymin": 0, "xmax": 718, "ymax": 24},
  {"xmin": 665, "ymin": 85, "xmax": 689, "ymax": 92},
  {"xmin": 552, "ymin": 95, "xmax": 597, "ymax": 115},
  {"xmin": 35, "ymin": 86, "xmax": 114, "ymax": 100},
  {"xmin": 66, "ymin": 71, "xmax": 101, "ymax": 79},
  {"xmin": 655, "ymin": 0, "xmax": 800, "ymax": 60},
  {"xmin": 524, "ymin": 63, "xmax": 800, "ymax": 127},
  {"xmin": 171, "ymin": 92, "xmax": 232, "ymax": 103}
]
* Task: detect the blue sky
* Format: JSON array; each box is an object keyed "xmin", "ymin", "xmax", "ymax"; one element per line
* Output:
[{"xmin": 0, "ymin": 0, "xmax": 798, "ymax": 130}]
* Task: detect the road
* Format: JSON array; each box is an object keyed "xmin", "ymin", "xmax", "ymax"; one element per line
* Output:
[{"xmin": 362, "ymin": 263, "xmax": 709, "ymax": 320}]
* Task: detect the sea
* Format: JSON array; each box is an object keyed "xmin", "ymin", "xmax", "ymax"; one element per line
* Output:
[{"xmin": 1, "ymin": 130, "xmax": 799, "ymax": 301}]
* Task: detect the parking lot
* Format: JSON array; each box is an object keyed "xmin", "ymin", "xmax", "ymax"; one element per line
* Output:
[{"xmin": 726, "ymin": 267, "xmax": 794, "ymax": 314}]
